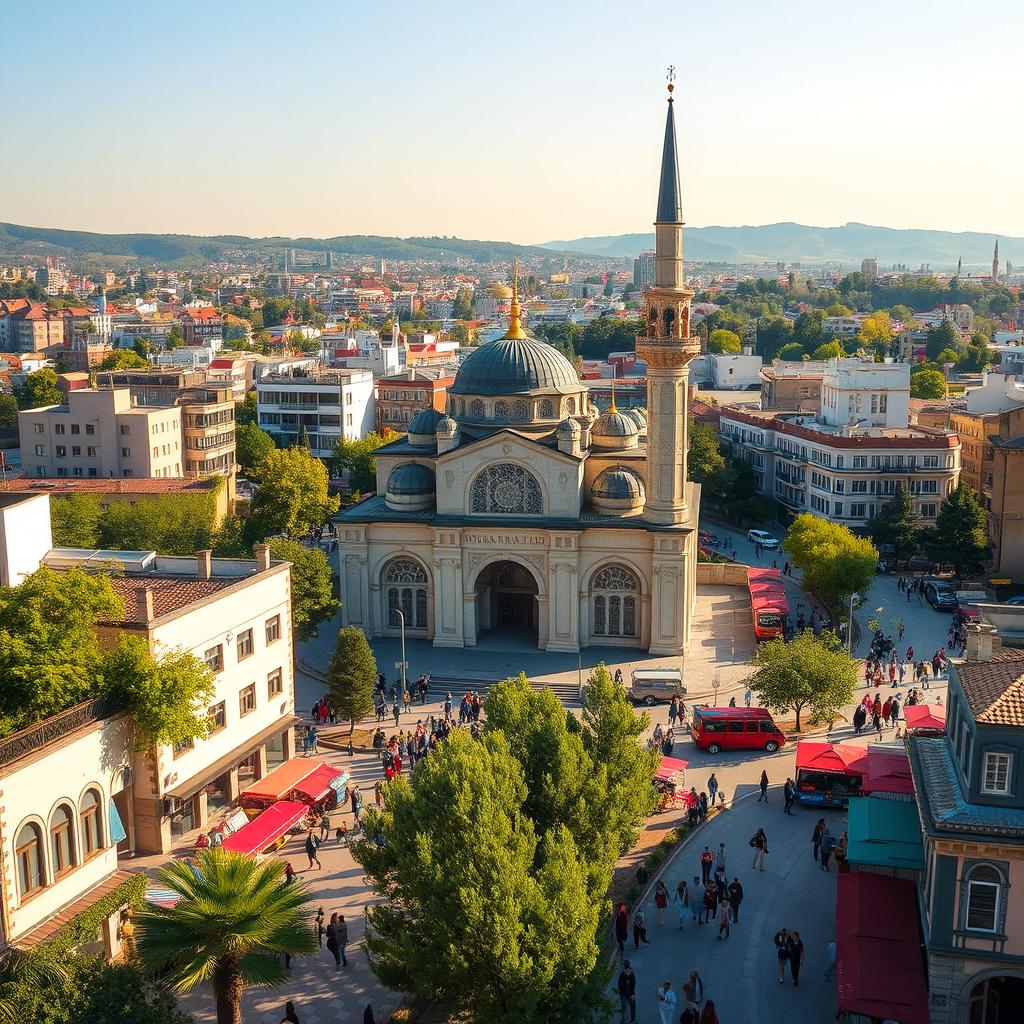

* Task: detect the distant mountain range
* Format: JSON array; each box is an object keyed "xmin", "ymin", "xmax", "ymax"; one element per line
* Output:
[
  {"xmin": 0, "ymin": 222, "xmax": 566, "ymax": 267},
  {"xmin": 539, "ymin": 222, "xmax": 1021, "ymax": 268}
]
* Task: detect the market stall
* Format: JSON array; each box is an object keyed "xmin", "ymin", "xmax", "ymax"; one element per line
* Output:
[
  {"xmin": 291, "ymin": 763, "xmax": 349, "ymax": 806},
  {"xmin": 653, "ymin": 755, "xmax": 688, "ymax": 812},
  {"xmin": 845, "ymin": 797, "xmax": 925, "ymax": 876},
  {"xmin": 794, "ymin": 740, "xmax": 868, "ymax": 807},
  {"xmin": 220, "ymin": 800, "xmax": 310, "ymax": 857},
  {"xmin": 862, "ymin": 746, "xmax": 914, "ymax": 800},
  {"xmin": 903, "ymin": 704, "xmax": 946, "ymax": 735}
]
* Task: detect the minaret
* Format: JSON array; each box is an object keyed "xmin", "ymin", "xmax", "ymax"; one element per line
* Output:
[
  {"xmin": 993, "ymin": 238, "xmax": 1000, "ymax": 281},
  {"xmin": 956, "ymin": 256, "xmax": 962, "ymax": 278},
  {"xmin": 636, "ymin": 72, "xmax": 700, "ymax": 526}
]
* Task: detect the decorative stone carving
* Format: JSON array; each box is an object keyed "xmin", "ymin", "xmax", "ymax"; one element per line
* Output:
[{"xmin": 445, "ymin": 470, "xmax": 454, "ymax": 488}]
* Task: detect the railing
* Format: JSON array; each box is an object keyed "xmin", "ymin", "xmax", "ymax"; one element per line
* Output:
[{"xmin": 0, "ymin": 697, "xmax": 125, "ymax": 770}]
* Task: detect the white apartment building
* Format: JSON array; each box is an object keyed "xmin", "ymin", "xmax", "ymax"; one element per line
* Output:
[
  {"xmin": 257, "ymin": 368, "xmax": 375, "ymax": 457},
  {"xmin": 823, "ymin": 314, "xmax": 868, "ymax": 338},
  {"xmin": 819, "ymin": 358, "xmax": 911, "ymax": 429},
  {"xmin": 332, "ymin": 329, "xmax": 401, "ymax": 377},
  {"xmin": 19, "ymin": 388, "xmax": 183, "ymax": 479},
  {"xmin": 707, "ymin": 352, "xmax": 763, "ymax": 390}
]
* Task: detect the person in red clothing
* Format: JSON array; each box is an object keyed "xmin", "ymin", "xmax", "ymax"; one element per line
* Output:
[
  {"xmin": 654, "ymin": 880, "xmax": 669, "ymax": 926},
  {"xmin": 699, "ymin": 845, "xmax": 714, "ymax": 884}
]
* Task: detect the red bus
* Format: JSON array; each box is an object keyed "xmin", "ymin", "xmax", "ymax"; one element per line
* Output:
[{"xmin": 747, "ymin": 567, "xmax": 790, "ymax": 641}]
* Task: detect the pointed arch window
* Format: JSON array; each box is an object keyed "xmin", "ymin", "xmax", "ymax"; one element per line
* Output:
[{"xmin": 591, "ymin": 566, "xmax": 639, "ymax": 638}]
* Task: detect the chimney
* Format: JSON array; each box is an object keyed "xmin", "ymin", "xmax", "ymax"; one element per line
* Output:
[
  {"xmin": 254, "ymin": 543, "xmax": 271, "ymax": 571},
  {"xmin": 134, "ymin": 586, "xmax": 154, "ymax": 624},
  {"xmin": 965, "ymin": 621, "xmax": 997, "ymax": 663},
  {"xmin": 196, "ymin": 549, "xmax": 212, "ymax": 580}
]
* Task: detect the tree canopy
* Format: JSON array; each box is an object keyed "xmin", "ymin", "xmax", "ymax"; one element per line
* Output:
[
  {"xmin": 330, "ymin": 430, "xmax": 397, "ymax": 493},
  {"xmin": 810, "ymin": 340, "xmax": 845, "ymax": 361},
  {"xmin": 707, "ymin": 328, "xmax": 741, "ymax": 354},
  {"xmin": 910, "ymin": 368, "xmax": 947, "ymax": 400},
  {"xmin": 869, "ymin": 485, "xmax": 922, "ymax": 559},
  {"xmin": 267, "ymin": 538, "xmax": 338, "ymax": 640},
  {"xmin": 96, "ymin": 350, "xmax": 150, "ymax": 371},
  {"xmin": 248, "ymin": 446, "xmax": 339, "ymax": 539},
  {"xmin": 782, "ymin": 514, "xmax": 878, "ymax": 608},
  {"xmin": 0, "ymin": 393, "xmax": 18, "ymax": 428},
  {"xmin": 926, "ymin": 482, "xmax": 990, "ymax": 581},
  {"xmin": 326, "ymin": 626, "xmax": 377, "ymax": 734},
  {"xmin": 687, "ymin": 420, "xmax": 726, "ymax": 486},
  {"xmin": 235, "ymin": 422, "xmax": 276, "ymax": 477},
  {"xmin": 17, "ymin": 368, "xmax": 62, "ymax": 409}
]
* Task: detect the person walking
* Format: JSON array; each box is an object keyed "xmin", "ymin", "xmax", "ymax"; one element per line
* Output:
[
  {"xmin": 758, "ymin": 770, "xmax": 769, "ymax": 802},
  {"xmin": 314, "ymin": 907, "xmax": 325, "ymax": 948},
  {"xmin": 727, "ymin": 877, "xmax": 744, "ymax": 923},
  {"xmin": 716, "ymin": 897, "xmax": 731, "ymax": 940},
  {"xmin": 654, "ymin": 880, "xmax": 669, "ymax": 927},
  {"xmin": 319, "ymin": 812, "xmax": 330, "ymax": 842},
  {"xmin": 715, "ymin": 842, "xmax": 727, "ymax": 876},
  {"xmin": 688, "ymin": 970, "xmax": 704, "ymax": 1008},
  {"xmin": 789, "ymin": 930, "xmax": 806, "ymax": 987},
  {"xmin": 392, "ymin": 699, "xmax": 401, "ymax": 727},
  {"xmin": 632, "ymin": 908, "xmax": 649, "ymax": 949},
  {"xmin": 811, "ymin": 818, "xmax": 825, "ymax": 863},
  {"xmin": 707, "ymin": 772, "xmax": 720, "ymax": 806},
  {"xmin": 281, "ymin": 1001, "xmax": 300, "ymax": 1024},
  {"xmin": 820, "ymin": 827, "xmax": 836, "ymax": 872},
  {"xmin": 744, "ymin": 685, "xmax": 753, "ymax": 707},
  {"xmin": 656, "ymin": 981, "xmax": 677, "ymax": 1024},
  {"xmin": 304, "ymin": 830, "xmax": 321, "ymax": 870},
  {"xmin": 617, "ymin": 960, "xmax": 637, "ymax": 1024},
  {"xmin": 774, "ymin": 928, "xmax": 791, "ymax": 983},
  {"xmin": 614, "ymin": 902, "xmax": 628, "ymax": 955},
  {"xmin": 700, "ymin": 846, "xmax": 714, "ymax": 885},
  {"xmin": 336, "ymin": 914, "xmax": 349, "ymax": 967},
  {"xmin": 702, "ymin": 882, "xmax": 717, "ymax": 924},
  {"xmin": 673, "ymin": 878, "xmax": 689, "ymax": 928},
  {"xmin": 689, "ymin": 876, "xmax": 704, "ymax": 923},
  {"xmin": 325, "ymin": 912, "xmax": 341, "ymax": 968},
  {"xmin": 669, "ymin": 695, "xmax": 679, "ymax": 729},
  {"xmin": 751, "ymin": 827, "xmax": 768, "ymax": 870},
  {"xmin": 783, "ymin": 777, "xmax": 795, "ymax": 814},
  {"xmin": 680, "ymin": 986, "xmax": 700, "ymax": 1024}
]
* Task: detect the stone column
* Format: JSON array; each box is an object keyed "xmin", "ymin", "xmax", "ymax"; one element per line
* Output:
[
  {"xmin": 546, "ymin": 560, "xmax": 579, "ymax": 652},
  {"xmin": 433, "ymin": 530, "xmax": 465, "ymax": 648}
]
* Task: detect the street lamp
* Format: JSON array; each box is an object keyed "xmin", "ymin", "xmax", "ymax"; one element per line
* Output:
[
  {"xmin": 847, "ymin": 592, "xmax": 861, "ymax": 656},
  {"xmin": 393, "ymin": 608, "xmax": 408, "ymax": 701}
]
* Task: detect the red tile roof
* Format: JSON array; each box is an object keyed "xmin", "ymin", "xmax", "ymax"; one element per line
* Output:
[
  {"xmin": 107, "ymin": 574, "xmax": 236, "ymax": 621},
  {"xmin": 183, "ymin": 306, "xmax": 220, "ymax": 321},
  {"xmin": 0, "ymin": 299, "xmax": 30, "ymax": 315},
  {"xmin": 956, "ymin": 650, "xmax": 1024, "ymax": 727},
  {"xmin": 18, "ymin": 477, "xmax": 219, "ymax": 496}
]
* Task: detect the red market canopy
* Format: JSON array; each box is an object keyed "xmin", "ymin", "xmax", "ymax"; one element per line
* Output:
[
  {"xmin": 220, "ymin": 800, "xmax": 309, "ymax": 857},
  {"xmin": 903, "ymin": 704, "xmax": 946, "ymax": 733},
  {"xmin": 655, "ymin": 756, "xmax": 688, "ymax": 781},
  {"xmin": 795, "ymin": 740, "xmax": 868, "ymax": 775},
  {"xmin": 863, "ymin": 746, "xmax": 914, "ymax": 796},
  {"xmin": 291, "ymin": 764, "xmax": 349, "ymax": 804},
  {"xmin": 240, "ymin": 758, "xmax": 330, "ymax": 804}
]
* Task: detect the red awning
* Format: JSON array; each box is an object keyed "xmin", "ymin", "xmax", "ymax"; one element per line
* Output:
[
  {"xmin": 220, "ymin": 800, "xmax": 309, "ymax": 857},
  {"xmin": 863, "ymin": 747, "xmax": 914, "ymax": 796},
  {"xmin": 904, "ymin": 704, "xmax": 946, "ymax": 733},
  {"xmin": 291, "ymin": 764, "xmax": 348, "ymax": 803},
  {"xmin": 795, "ymin": 740, "xmax": 868, "ymax": 775},
  {"xmin": 241, "ymin": 758, "xmax": 330, "ymax": 803},
  {"xmin": 655, "ymin": 756, "xmax": 688, "ymax": 781}
]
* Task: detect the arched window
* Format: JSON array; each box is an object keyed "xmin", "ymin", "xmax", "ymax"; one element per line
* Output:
[
  {"xmin": 383, "ymin": 558, "xmax": 428, "ymax": 629},
  {"xmin": 538, "ymin": 399, "xmax": 554, "ymax": 419},
  {"xmin": 470, "ymin": 464, "xmax": 543, "ymax": 516},
  {"xmin": 49, "ymin": 804, "xmax": 77, "ymax": 877},
  {"xmin": 663, "ymin": 307, "xmax": 675, "ymax": 337},
  {"xmin": 15, "ymin": 822, "xmax": 45, "ymax": 896},
  {"xmin": 592, "ymin": 565, "xmax": 639, "ymax": 638},
  {"xmin": 512, "ymin": 400, "xmax": 529, "ymax": 422},
  {"xmin": 80, "ymin": 789, "xmax": 103, "ymax": 857},
  {"xmin": 564, "ymin": 397, "xmax": 576, "ymax": 415},
  {"xmin": 965, "ymin": 864, "xmax": 1004, "ymax": 933},
  {"xmin": 494, "ymin": 400, "xmax": 510, "ymax": 420},
  {"xmin": 470, "ymin": 399, "xmax": 485, "ymax": 418}
]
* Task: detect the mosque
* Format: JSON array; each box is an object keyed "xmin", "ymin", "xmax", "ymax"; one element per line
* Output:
[{"xmin": 336, "ymin": 82, "xmax": 701, "ymax": 654}]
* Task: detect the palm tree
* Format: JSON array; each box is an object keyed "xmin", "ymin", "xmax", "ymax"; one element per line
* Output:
[
  {"xmin": 0, "ymin": 949, "xmax": 71, "ymax": 1024},
  {"xmin": 135, "ymin": 848, "xmax": 316, "ymax": 1024}
]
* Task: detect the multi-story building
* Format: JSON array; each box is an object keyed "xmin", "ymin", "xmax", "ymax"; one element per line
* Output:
[
  {"xmin": 256, "ymin": 369, "xmax": 374, "ymax": 457},
  {"xmin": 180, "ymin": 306, "xmax": 223, "ymax": 346},
  {"xmin": 984, "ymin": 406, "xmax": 1024, "ymax": 579},
  {"xmin": 375, "ymin": 369, "xmax": 454, "ymax": 433},
  {"xmin": 4, "ymin": 302, "xmax": 64, "ymax": 354},
  {"xmin": 907, "ymin": 627, "xmax": 1024, "ymax": 1023},
  {"xmin": 823, "ymin": 314, "xmax": 868, "ymax": 338},
  {"xmin": 19, "ymin": 387, "xmax": 183, "ymax": 479},
  {"xmin": 633, "ymin": 251, "xmax": 656, "ymax": 289},
  {"xmin": 206, "ymin": 356, "xmax": 248, "ymax": 401},
  {"xmin": 759, "ymin": 359, "xmax": 829, "ymax": 412}
]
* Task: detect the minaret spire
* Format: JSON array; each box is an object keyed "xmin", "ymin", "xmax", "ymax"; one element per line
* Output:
[
  {"xmin": 656, "ymin": 68, "xmax": 682, "ymax": 224},
  {"xmin": 503, "ymin": 257, "xmax": 527, "ymax": 340},
  {"xmin": 993, "ymin": 238, "xmax": 1000, "ymax": 281}
]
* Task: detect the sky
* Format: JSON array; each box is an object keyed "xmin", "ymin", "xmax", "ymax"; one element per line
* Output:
[{"xmin": 3, "ymin": 0, "xmax": 1023, "ymax": 244}]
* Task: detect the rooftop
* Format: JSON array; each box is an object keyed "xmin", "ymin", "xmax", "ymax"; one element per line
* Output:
[
  {"xmin": 13, "ymin": 478, "xmax": 221, "ymax": 497},
  {"xmin": 955, "ymin": 649, "xmax": 1024, "ymax": 726}
]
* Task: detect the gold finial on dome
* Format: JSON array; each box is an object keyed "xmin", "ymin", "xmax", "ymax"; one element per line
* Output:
[
  {"xmin": 503, "ymin": 257, "xmax": 528, "ymax": 340},
  {"xmin": 610, "ymin": 378, "xmax": 617, "ymax": 412}
]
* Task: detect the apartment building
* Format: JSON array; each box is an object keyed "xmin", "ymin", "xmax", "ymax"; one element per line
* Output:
[
  {"xmin": 984, "ymin": 406, "xmax": 1024, "ymax": 579},
  {"xmin": 257, "ymin": 369, "xmax": 374, "ymax": 457},
  {"xmin": 180, "ymin": 306, "xmax": 223, "ymax": 346},
  {"xmin": 375, "ymin": 369, "xmax": 453, "ymax": 432},
  {"xmin": 759, "ymin": 359, "xmax": 829, "ymax": 412},
  {"xmin": 2, "ymin": 302, "xmax": 64, "ymax": 354}
]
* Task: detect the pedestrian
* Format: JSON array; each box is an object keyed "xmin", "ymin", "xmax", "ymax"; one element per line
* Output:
[
  {"xmin": 680, "ymin": 985, "xmax": 700, "ymax": 1024},
  {"xmin": 758, "ymin": 770, "xmax": 769, "ymax": 802},
  {"xmin": 281, "ymin": 1000, "xmax": 300, "ymax": 1024},
  {"xmin": 688, "ymin": 969, "xmax": 704, "ymax": 1007},
  {"xmin": 614, "ymin": 902, "xmax": 629, "ymax": 954},
  {"xmin": 656, "ymin": 981, "xmax": 677, "ymax": 1024},
  {"xmin": 319, "ymin": 812, "xmax": 330, "ymax": 842},
  {"xmin": 715, "ymin": 842, "xmax": 727, "ymax": 876},
  {"xmin": 727, "ymin": 877, "xmax": 743, "ymax": 923},
  {"xmin": 364, "ymin": 1006, "xmax": 376, "ymax": 1024},
  {"xmin": 283, "ymin": 861, "xmax": 295, "ymax": 885},
  {"xmin": 716, "ymin": 897, "xmax": 731, "ymax": 940},
  {"xmin": 617, "ymin": 960, "xmax": 637, "ymax": 1024},
  {"xmin": 702, "ymin": 882, "xmax": 717, "ymax": 924},
  {"xmin": 392, "ymin": 699, "xmax": 400, "ymax": 726},
  {"xmin": 820, "ymin": 827, "xmax": 836, "ymax": 872},
  {"xmin": 632, "ymin": 908, "xmax": 649, "ymax": 948},
  {"xmin": 852, "ymin": 703, "xmax": 866, "ymax": 735},
  {"xmin": 336, "ymin": 914, "xmax": 349, "ymax": 967},
  {"xmin": 700, "ymin": 1001, "xmax": 720, "ymax": 1024},
  {"xmin": 700, "ymin": 846, "xmax": 714, "ymax": 885},
  {"xmin": 751, "ymin": 827, "xmax": 768, "ymax": 870},
  {"xmin": 744, "ymin": 685, "xmax": 752, "ymax": 707},
  {"xmin": 811, "ymin": 818, "xmax": 825, "ymax": 863},
  {"xmin": 673, "ymin": 878, "xmax": 689, "ymax": 928},
  {"xmin": 708, "ymin": 772, "xmax": 720, "ymax": 806},
  {"xmin": 304, "ymin": 830, "xmax": 321, "ymax": 870},
  {"xmin": 774, "ymin": 928, "xmax": 790, "ymax": 983},
  {"xmin": 654, "ymin": 880, "xmax": 669, "ymax": 926},
  {"xmin": 783, "ymin": 777, "xmax": 795, "ymax": 814},
  {"xmin": 325, "ymin": 912, "xmax": 341, "ymax": 968},
  {"xmin": 669, "ymin": 695, "xmax": 679, "ymax": 728},
  {"xmin": 374, "ymin": 779, "xmax": 383, "ymax": 807},
  {"xmin": 315, "ymin": 907, "xmax": 325, "ymax": 948},
  {"xmin": 874, "ymin": 707, "xmax": 883, "ymax": 739},
  {"xmin": 689, "ymin": 876, "xmax": 704, "ymax": 922},
  {"xmin": 789, "ymin": 930, "xmax": 806, "ymax": 987}
]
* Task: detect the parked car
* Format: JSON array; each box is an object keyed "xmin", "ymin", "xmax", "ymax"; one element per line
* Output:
[
  {"xmin": 628, "ymin": 668, "xmax": 686, "ymax": 706},
  {"xmin": 924, "ymin": 581, "xmax": 957, "ymax": 611},
  {"xmin": 1004, "ymin": 596, "xmax": 1024, "ymax": 606},
  {"xmin": 746, "ymin": 529, "xmax": 779, "ymax": 549},
  {"xmin": 690, "ymin": 706, "xmax": 786, "ymax": 755}
]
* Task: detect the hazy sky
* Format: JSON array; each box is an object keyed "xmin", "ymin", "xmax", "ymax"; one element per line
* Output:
[{"xmin": 3, "ymin": 0, "xmax": 1022, "ymax": 243}]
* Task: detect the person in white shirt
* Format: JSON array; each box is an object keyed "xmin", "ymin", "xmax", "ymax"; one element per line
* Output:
[{"xmin": 656, "ymin": 981, "xmax": 677, "ymax": 1024}]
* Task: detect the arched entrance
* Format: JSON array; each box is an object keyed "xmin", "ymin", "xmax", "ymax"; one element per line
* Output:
[
  {"xmin": 967, "ymin": 975, "xmax": 1024, "ymax": 1024},
  {"xmin": 474, "ymin": 560, "xmax": 539, "ymax": 646}
]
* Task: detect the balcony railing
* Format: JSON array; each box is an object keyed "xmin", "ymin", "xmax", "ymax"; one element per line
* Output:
[{"xmin": 0, "ymin": 697, "xmax": 125, "ymax": 770}]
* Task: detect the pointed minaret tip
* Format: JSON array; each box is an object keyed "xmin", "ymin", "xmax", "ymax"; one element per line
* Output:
[{"xmin": 656, "ymin": 67, "xmax": 682, "ymax": 224}]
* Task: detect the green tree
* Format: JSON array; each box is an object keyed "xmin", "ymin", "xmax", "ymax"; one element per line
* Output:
[
  {"xmin": 17, "ymin": 368, "xmax": 62, "ymax": 409},
  {"xmin": 0, "ymin": 394, "xmax": 18, "ymax": 428},
  {"xmin": 135, "ymin": 849, "xmax": 315, "ymax": 1024},
  {"xmin": 235, "ymin": 422, "xmax": 276, "ymax": 477},
  {"xmin": 247, "ymin": 447, "xmax": 339, "ymax": 540},
  {"xmin": 235, "ymin": 392, "xmax": 257, "ymax": 425},
  {"xmin": 97, "ymin": 491, "xmax": 220, "ymax": 554},
  {"xmin": 49, "ymin": 493, "xmax": 102, "ymax": 548},
  {"xmin": 330, "ymin": 430, "xmax": 396, "ymax": 493},
  {"xmin": 926, "ymin": 482, "xmax": 990, "ymax": 582},
  {"xmin": 782, "ymin": 513, "xmax": 878, "ymax": 608},
  {"xmin": 857, "ymin": 311, "xmax": 893, "ymax": 357},
  {"xmin": 869, "ymin": 485, "xmax": 922, "ymax": 560},
  {"xmin": 925, "ymin": 320, "xmax": 958, "ymax": 361},
  {"xmin": 267, "ymin": 538, "xmax": 339, "ymax": 640},
  {"xmin": 453, "ymin": 288, "xmax": 474, "ymax": 320},
  {"xmin": 96, "ymin": 350, "xmax": 150, "ymax": 371},
  {"xmin": 746, "ymin": 629, "xmax": 857, "ymax": 731},
  {"xmin": 165, "ymin": 325, "xmax": 183, "ymax": 349},
  {"xmin": 707, "ymin": 328, "xmax": 741, "ymax": 354},
  {"xmin": 354, "ymin": 729, "xmax": 605, "ymax": 1024},
  {"xmin": 810, "ymin": 340, "xmax": 845, "ymax": 360},
  {"xmin": 910, "ymin": 368, "xmax": 946, "ymax": 400},
  {"xmin": 326, "ymin": 626, "xmax": 377, "ymax": 734},
  {"xmin": 793, "ymin": 309, "xmax": 826, "ymax": 350},
  {"xmin": 775, "ymin": 341, "xmax": 805, "ymax": 361},
  {"xmin": 890, "ymin": 304, "xmax": 914, "ymax": 325},
  {"xmin": 687, "ymin": 420, "xmax": 726, "ymax": 485}
]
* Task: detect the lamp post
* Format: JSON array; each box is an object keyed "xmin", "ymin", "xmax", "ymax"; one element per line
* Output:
[
  {"xmin": 847, "ymin": 592, "xmax": 861, "ymax": 656},
  {"xmin": 394, "ymin": 609, "xmax": 408, "ymax": 702}
]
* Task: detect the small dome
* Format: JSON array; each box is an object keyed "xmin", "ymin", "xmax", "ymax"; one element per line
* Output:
[
  {"xmin": 407, "ymin": 408, "xmax": 443, "ymax": 447},
  {"xmin": 556, "ymin": 417, "xmax": 581, "ymax": 436},
  {"xmin": 592, "ymin": 466, "xmax": 645, "ymax": 515},
  {"xmin": 435, "ymin": 415, "xmax": 458, "ymax": 437},
  {"xmin": 591, "ymin": 408, "xmax": 640, "ymax": 450},
  {"xmin": 385, "ymin": 463, "xmax": 436, "ymax": 513},
  {"xmin": 624, "ymin": 407, "xmax": 647, "ymax": 429}
]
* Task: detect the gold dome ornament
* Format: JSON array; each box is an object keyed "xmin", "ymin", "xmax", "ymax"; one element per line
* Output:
[{"xmin": 503, "ymin": 257, "xmax": 527, "ymax": 341}]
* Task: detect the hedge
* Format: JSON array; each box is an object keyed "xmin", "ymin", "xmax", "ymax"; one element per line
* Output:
[{"xmin": 45, "ymin": 872, "xmax": 148, "ymax": 952}]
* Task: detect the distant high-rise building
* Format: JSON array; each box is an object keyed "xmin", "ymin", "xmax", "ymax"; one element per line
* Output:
[
  {"xmin": 633, "ymin": 250, "xmax": 656, "ymax": 288},
  {"xmin": 861, "ymin": 257, "xmax": 878, "ymax": 279},
  {"xmin": 993, "ymin": 238, "xmax": 1000, "ymax": 281},
  {"xmin": 1009, "ymin": 260, "xmax": 1014, "ymax": 277},
  {"xmin": 957, "ymin": 256, "xmax": 962, "ymax": 278}
]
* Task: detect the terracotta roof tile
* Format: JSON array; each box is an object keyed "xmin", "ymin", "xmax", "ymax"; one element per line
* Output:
[
  {"xmin": 18, "ymin": 477, "xmax": 218, "ymax": 495},
  {"xmin": 955, "ymin": 650, "xmax": 1024, "ymax": 727},
  {"xmin": 107, "ymin": 574, "xmax": 236, "ymax": 620}
]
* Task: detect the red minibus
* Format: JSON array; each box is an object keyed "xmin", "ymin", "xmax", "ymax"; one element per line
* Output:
[{"xmin": 690, "ymin": 706, "xmax": 786, "ymax": 754}]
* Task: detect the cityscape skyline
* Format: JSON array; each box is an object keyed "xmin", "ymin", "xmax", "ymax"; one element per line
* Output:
[{"xmin": 2, "ymin": 0, "xmax": 1023, "ymax": 243}]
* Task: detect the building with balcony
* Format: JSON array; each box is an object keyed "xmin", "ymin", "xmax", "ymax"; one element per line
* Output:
[
  {"xmin": 180, "ymin": 306, "xmax": 222, "ymax": 346},
  {"xmin": 375, "ymin": 369, "xmax": 454, "ymax": 433},
  {"xmin": 256, "ymin": 369, "xmax": 374, "ymax": 457}
]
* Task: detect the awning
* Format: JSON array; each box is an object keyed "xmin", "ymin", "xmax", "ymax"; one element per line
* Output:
[
  {"xmin": 903, "ymin": 704, "xmax": 946, "ymax": 733},
  {"xmin": 846, "ymin": 797, "xmax": 925, "ymax": 870},
  {"xmin": 220, "ymin": 800, "xmax": 309, "ymax": 857},
  {"xmin": 292, "ymin": 765, "xmax": 349, "ymax": 804},
  {"xmin": 863, "ymin": 747, "xmax": 914, "ymax": 797},
  {"xmin": 240, "ymin": 757, "xmax": 330, "ymax": 803},
  {"xmin": 655, "ymin": 756, "xmax": 688, "ymax": 781},
  {"xmin": 795, "ymin": 740, "xmax": 868, "ymax": 774}
]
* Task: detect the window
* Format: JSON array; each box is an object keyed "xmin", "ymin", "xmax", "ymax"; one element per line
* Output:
[
  {"xmin": 204, "ymin": 644, "xmax": 224, "ymax": 673},
  {"xmin": 72, "ymin": 446, "xmax": 80, "ymax": 456},
  {"xmin": 80, "ymin": 790, "xmax": 103, "ymax": 857},
  {"xmin": 70, "ymin": 424, "xmax": 80, "ymax": 435},
  {"xmin": 33, "ymin": 423, "xmax": 44, "ymax": 434},
  {"xmin": 591, "ymin": 565, "xmax": 639, "ymax": 639},
  {"xmin": 85, "ymin": 424, "xmax": 94, "ymax": 435},
  {"xmin": 49, "ymin": 805, "xmax": 76, "ymax": 877},
  {"xmin": 34, "ymin": 444, "xmax": 45, "ymax": 456},
  {"xmin": 120, "ymin": 425, "xmax": 130, "ymax": 435},
  {"xmin": 208, "ymin": 701, "xmax": 226, "ymax": 734},
  {"xmin": 15, "ymin": 822, "xmax": 45, "ymax": 897},
  {"xmin": 173, "ymin": 737, "xmax": 194, "ymax": 756},
  {"xmin": 236, "ymin": 628, "xmax": 254, "ymax": 661},
  {"xmin": 539, "ymin": 399, "xmax": 554, "ymax": 418},
  {"xmin": 470, "ymin": 464, "xmax": 543, "ymax": 515},
  {"xmin": 853, "ymin": 456, "xmax": 867, "ymax": 468},
  {"xmin": 983, "ymin": 752, "xmax": 1012, "ymax": 794},
  {"xmin": 964, "ymin": 864, "xmax": 1003, "ymax": 932},
  {"xmin": 268, "ymin": 668, "xmax": 283, "ymax": 698},
  {"xmin": 384, "ymin": 558, "xmax": 429, "ymax": 629},
  {"xmin": 265, "ymin": 615, "xmax": 281, "ymax": 644},
  {"xmin": 55, "ymin": 423, "xmax": 65, "ymax": 435},
  {"xmin": 850, "ymin": 503, "xmax": 867, "ymax": 518},
  {"xmin": 239, "ymin": 683, "xmax": 256, "ymax": 717},
  {"xmin": 121, "ymin": 447, "xmax": 130, "ymax": 458},
  {"xmin": 87, "ymin": 446, "xmax": 96, "ymax": 457},
  {"xmin": 56, "ymin": 445, "xmax": 66, "ymax": 458},
  {"xmin": 470, "ymin": 399, "xmax": 485, "ymax": 417}
]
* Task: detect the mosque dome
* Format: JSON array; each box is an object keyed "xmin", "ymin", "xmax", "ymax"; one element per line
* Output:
[
  {"xmin": 407, "ymin": 408, "xmax": 444, "ymax": 448},
  {"xmin": 624, "ymin": 407, "xmax": 647, "ymax": 429},
  {"xmin": 591, "ymin": 466, "xmax": 645, "ymax": 515},
  {"xmin": 449, "ymin": 336, "xmax": 581, "ymax": 397},
  {"xmin": 435, "ymin": 414, "xmax": 459, "ymax": 437},
  {"xmin": 385, "ymin": 462, "xmax": 436, "ymax": 512},
  {"xmin": 556, "ymin": 417, "xmax": 581, "ymax": 436},
  {"xmin": 590, "ymin": 407, "xmax": 640, "ymax": 450}
]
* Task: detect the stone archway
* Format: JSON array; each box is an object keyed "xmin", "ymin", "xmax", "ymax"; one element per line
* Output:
[
  {"xmin": 964, "ymin": 974, "xmax": 1024, "ymax": 1024},
  {"xmin": 473, "ymin": 559, "xmax": 541, "ymax": 648}
]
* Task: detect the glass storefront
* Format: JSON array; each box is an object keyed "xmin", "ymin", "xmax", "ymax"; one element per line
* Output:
[
  {"xmin": 169, "ymin": 798, "xmax": 196, "ymax": 840},
  {"xmin": 266, "ymin": 732, "xmax": 286, "ymax": 770}
]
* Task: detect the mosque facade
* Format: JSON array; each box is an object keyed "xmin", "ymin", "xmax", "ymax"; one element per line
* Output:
[{"xmin": 336, "ymin": 85, "xmax": 701, "ymax": 655}]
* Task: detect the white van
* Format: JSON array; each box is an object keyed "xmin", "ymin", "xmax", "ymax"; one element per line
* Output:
[{"xmin": 628, "ymin": 667, "xmax": 686, "ymax": 706}]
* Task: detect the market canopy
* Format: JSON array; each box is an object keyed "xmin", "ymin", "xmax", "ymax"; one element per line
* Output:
[
  {"xmin": 863, "ymin": 747, "xmax": 914, "ymax": 797},
  {"xmin": 240, "ymin": 758, "xmax": 331, "ymax": 804},
  {"xmin": 846, "ymin": 797, "xmax": 925, "ymax": 870},
  {"xmin": 292, "ymin": 765, "xmax": 350, "ymax": 804},
  {"xmin": 903, "ymin": 704, "xmax": 946, "ymax": 733},
  {"xmin": 795, "ymin": 740, "xmax": 868, "ymax": 775},
  {"xmin": 220, "ymin": 800, "xmax": 308, "ymax": 857},
  {"xmin": 655, "ymin": 756, "xmax": 688, "ymax": 780}
]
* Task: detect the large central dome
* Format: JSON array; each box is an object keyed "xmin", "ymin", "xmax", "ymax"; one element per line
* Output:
[{"xmin": 450, "ymin": 336, "xmax": 581, "ymax": 396}]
